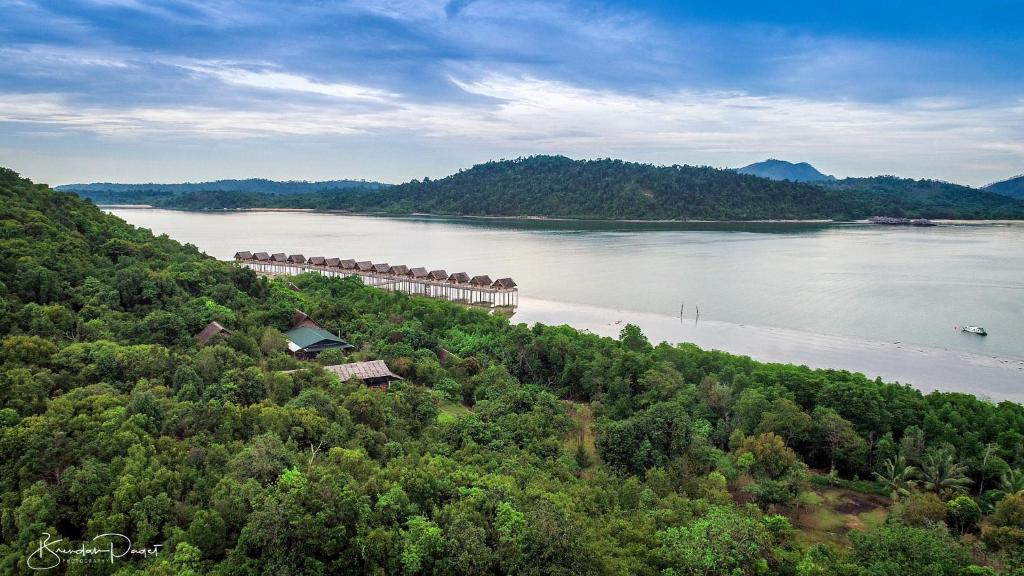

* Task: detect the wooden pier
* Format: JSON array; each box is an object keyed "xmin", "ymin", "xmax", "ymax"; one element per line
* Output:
[{"xmin": 233, "ymin": 251, "xmax": 518, "ymax": 308}]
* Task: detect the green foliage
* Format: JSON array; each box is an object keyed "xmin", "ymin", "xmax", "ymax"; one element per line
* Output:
[
  {"xmin": 0, "ymin": 168, "xmax": 1020, "ymax": 574},
  {"xmin": 850, "ymin": 524, "xmax": 969, "ymax": 576}
]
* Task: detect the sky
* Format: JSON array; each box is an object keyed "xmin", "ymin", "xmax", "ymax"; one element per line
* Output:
[{"xmin": 0, "ymin": 0, "xmax": 1022, "ymax": 187}]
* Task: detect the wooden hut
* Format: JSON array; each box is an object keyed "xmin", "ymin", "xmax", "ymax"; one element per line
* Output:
[
  {"xmin": 373, "ymin": 263, "xmax": 391, "ymax": 274},
  {"xmin": 323, "ymin": 361, "xmax": 402, "ymax": 389},
  {"xmin": 271, "ymin": 253, "xmax": 288, "ymax": 263},
  {"xmin": 253, "ymin": 252, "xmax": 271, "ymax": 261},
  {"xmin": 448, "ymin": 272, "xmax": 470, "ymax": 284},
  {"xmin": 357, "ymin": 261, "xmax": 374, "ymax": 272},
  {"xmin": 308, "ymin": 256, "xmax": 326, "ymax": 266},
  {"xmin": 341, "ymin": 259, "xmax": 357, "ymax": 270},
  {"xmin": 325, "ymin": 257, "xmax": 341, "ymax": 267},
  {"xmin": 492, "ymin": 278, "xmax": 517, "ymax": 289},
  {"xmin": 470, "ymin": 275, "xmax": 493, "ymax": 287},
  {"xmin": 288, "ymin": 254, "xmax": 305, "ymax": 264},
  {"xmin": 196, "ymin": 321, "xmax": 231, "ymax": 345},
  {"xmin": 234, "ymin": 251, "xmax": 253, "ymax": 261},
  {"xmin": 389, "ymin": 264, "xmax": 409, "ymax": 276},
  {"xmin": 291, "ymin": 310, "xmax": 322, "ymax": 330},
  {"xmin": 410, "ymin": 267, "xmax": 429, "ymax": 279},
  {"xmin": 428, "ymin": 269, "xmax": 448, "ymax": 281}
]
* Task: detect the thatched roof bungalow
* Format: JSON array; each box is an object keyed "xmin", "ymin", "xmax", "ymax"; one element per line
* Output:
[
  {"xmin": 410, "ymin": 267, "xmax": 429, "ymax": 279},
  {"xmin": 389, "ymin": 264, "xmax": 409, "ymax": 276},
  {"xmin": 448, "ymin": 272, "xmax": 470, "ymax": 284},
  {"xmin": 324, "ymin": 361, "xmax": 402, "ymax": 388},
  {"xmin": 428, "ymin": 270, "xmax": 448, "ymax": 281},
  {"xmin": 373, "ymin": 263, "xmax": 391, "ymax": 274},
  {"xmin": 357, "ymin": 261, "xmax": 374, "ymax": 272},
  {"xmin": 196, "ymin": 321, "xmax": 231, "ymax": 345},
  {"xmin": 287, "ymin": 254, "xmax": 306, "ymax": 264},
  {"xmin": 341, "ymin": 259, "xmax": 357, "ymax": 270},
  {"xmin": 308, "ymin": 256, "xmax": 326, "ymax": 266},
  {"xmin": 325, "ymin": 257, "xmax": 341, "ymax": 267},
  {"xmin": 271, "ymin": 253, "xmax": 288, "ymax": 262},
  {"xmin": 470, "ymin": 275, "xmax": 493, "ymax": 287},
  {"xmin": 253, "ymin": 252, "xmax": 271, "ymax": 261},
  {"xmin": 492, "ymin": 278, "xmax": 517, "ymax": 289},
  {"xmin": 234, "ymin": 251, "xmax": 253, "ymax": 261}
]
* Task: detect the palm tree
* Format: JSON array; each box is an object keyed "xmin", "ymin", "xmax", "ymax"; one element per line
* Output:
[
  {"xmin": 874, "ymin": 454, "xmax": 919, "ymax": 500},
  {"xmin": 997, "ymin": 468, "xmax": 1024, "ymax": 497},
  {"xmin": 920, "ymin": 451, "xmax": 972, "ymax": 498}
]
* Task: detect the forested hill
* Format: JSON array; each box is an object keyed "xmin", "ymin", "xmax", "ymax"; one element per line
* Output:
[
  {"xmin": 3, "ymin": 165, "xmax": 1024, "ymax": 574},
  {"xmin": 337, "ymin": 156, "xmax": 859, "ymax": 220},
  {"xmin": 57, "ymin": 177, "xmax": 389, "ymax": 195},
  {"xmin": 82, "ymin": 155, "xmax": 1024, "ymax": 220},
  {"xmin": 817, "ymin": 176, "xmax": 1024, "ymax": 219},
  {"xmin": 984, "ymin": 175, "xmax": 1024, "ymax": 199}
]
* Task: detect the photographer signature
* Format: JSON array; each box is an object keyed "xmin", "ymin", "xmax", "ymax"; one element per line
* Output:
[{"xmin": 27, "ymin": 532, "xmax": 162, "ymax": 571}]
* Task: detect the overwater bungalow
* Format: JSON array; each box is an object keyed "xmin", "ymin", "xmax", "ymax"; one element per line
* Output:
[
  {"xmin": 234, "ymin": 251, "xmax": 253, "ymax": 260},
  {"xmin": 448, "ymin": 272, "xmax": 470, "ymax": 284},
  {"xmin": 308, "ymin": 256, "xmax": 326, "ymax": 266},
  {"xmin": 357, "ymin": 261, "xmax": 374, "ymax": 272},
  {"xmin": 341, "ymin": 259, "xmax": 357, "ymax": 270},
  {"xmin": 287, "ymin": 254, "xmax": 306, "ymax": 264},
  {"xmin": 428, "ymin": 269, "xmax": 448, "ymax": 281},
  {"xmin": 470, "ymin": 275, "xmax": 493, "ymax": 287},
  {"xmin": 389, "ymin": 264, "xmax": 409, "ymax": 276}
]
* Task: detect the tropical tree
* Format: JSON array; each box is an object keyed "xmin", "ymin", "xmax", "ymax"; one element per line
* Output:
[
  {"xmin": 997, "ymin": 468, "xmax": 1024, "ymax": 497},
  {"xmin": 920, "ymin": 451, "xmax": 972, "ymax": 498},
  {"xmin": 874, "ymin": 454, "xmax": 919, "ymax": 501}
]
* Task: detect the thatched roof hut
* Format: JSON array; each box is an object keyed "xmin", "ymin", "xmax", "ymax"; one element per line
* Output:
[
  {"xmin": 428, "ymin": 269, "xmax": 448, "ymax": 281},
  {"xmin": 470, "ymin": 275, "xmax": 493, "ymax": 286},
  {"xmin": 373, "ymin": 263, "xmax": 391, "ymax": 274},
  {"xmin": 288, "ymin": 254, "xmax": 305, "ymax": 264},
  {"xmin": 234, "ymin": 251, "xmax": 253, "ymax": 260},
  {"xmin": 341, "ymin": 259, "xmax": 357, "ymax": 270},
  {"xmin": 357, "ymin": 261, "xmax": 374, "ymax": 271},
  {"xmin": 492, "ymin": 277, "xmax": 517, "ymax": 289},
  {"xmin": 253, "ymin": 252, "xmax": 271, "ymax": 261},
  {"xmin": 308, "ymin": 256, "xmax": 326, "ymax": 266},
  {"xmin": 389, "ymin": 264, "xmax": 409, "ymax": 276},
  {"xmin": 410, "ymin": 267, "xmax": 429, "ymax": 279},
  {"xmin": 271, "ymin": 253, "xmax": 288, "ymax": 262},
  {"xmin": 196, "ymin": 321, "xmax": 231, "ymax": 345},
  {"xmin": 325, "ymin": 257, "xmax": 341, "ymax": 267},
  {"xmin": 448, "ymin": 272, "xmax": 470, "ymax": 284}
]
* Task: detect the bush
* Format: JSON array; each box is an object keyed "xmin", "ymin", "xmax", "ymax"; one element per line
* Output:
[{"xmin": 945, "ymin": 495, "xmax": 981, "ymax": 534}]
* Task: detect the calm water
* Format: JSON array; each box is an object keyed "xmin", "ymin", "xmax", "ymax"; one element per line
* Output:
[{"xmin": 107, "ymin": 209, "xmax": 1024, "ymax": 399}]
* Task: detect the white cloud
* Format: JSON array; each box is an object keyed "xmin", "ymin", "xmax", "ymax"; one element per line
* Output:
[
  {"xmin": 1, "ymin": 74, "xmax": 1022, "ymax": 185},
  {"xmin": 178, "ymin": 62, "xmax": 399, "ymax": 102}
]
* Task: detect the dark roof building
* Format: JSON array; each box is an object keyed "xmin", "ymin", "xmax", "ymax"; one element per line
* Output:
[
  {"xmin": 286, "ymin": 326, "xmax": 354, "ymax": 359},
  {"xmin": 234, "ymin": 251, "xmax": 253, "ymax": 260},
  {"xmin": 471, "ymin": 275, "xmax": 493, "ymax": 286},
  {"xmin": 410, "ymin": 267, "xmax": 429, "ymax": 279},
  {"xmin": 357, "ymin": 261, "xmax": 374, "ymax": 271},
  {"xmin": 341, "ymin": 259, "xmax": 357, "ymax": 270},
  {"xmin": 373, "ymin": 263, "xmax": 391, "ymax": 274},
  {"xmin": 288, "ymin": 254, "xmax": 305, "ymax": 264},
  {"xmin": 448, "ymin": 272, "xmax": 470, "ymax": 284},
  {"xmin": 325, "ymin": 257, "xmax": 341, "ymax": 267},
  {"xmin": 428, "ymin": 269, "xmax": 448, "ymax": 281},
  {"xmin": 389, "ymin": 264, "xmax": 409, "ymax": 276},
  {"xmin": 254, "ymin": 252, "xmax": 271, "ymax": 261},
  {"xmin": 324, "ymin": 361, "xmax": 402, "ymax": 388},
  {"xmin": 271, "ymin": 253, "xmax": 288, "ymax": 262},
  {"xmin": 492, "ymin": 278, "xmax": 517, "ymax": 289},
  {"xmin": 196, "ymin": 321, "xmax": 231, "ymax": 345},
  {"xmin": 308, "ymin": 256, "xmax": 326, "ymax": 266}
]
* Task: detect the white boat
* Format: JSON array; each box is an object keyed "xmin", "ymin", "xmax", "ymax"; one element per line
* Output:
[{"xmin": 961, "ymin": 325, "xmax": 987, "ymax": 336}]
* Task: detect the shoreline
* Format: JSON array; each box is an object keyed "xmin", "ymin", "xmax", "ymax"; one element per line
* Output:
[{"xmin": 98, "ymin": 206, "xmax": 1023, "ymax": 225}]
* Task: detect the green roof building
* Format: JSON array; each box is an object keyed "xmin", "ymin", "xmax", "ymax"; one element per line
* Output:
[{"xmin": 286, "ymin": 326, "xmax": 354, "ymax": 359}]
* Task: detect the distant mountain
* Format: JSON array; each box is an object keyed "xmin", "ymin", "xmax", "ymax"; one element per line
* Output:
[
  {"xmin": 737, "ymin": 159, "xmax": 835, "ymax": 182},
  {"xmin": 983, "ymin": 175, "xmax": 1024, "ymax": 199},
  {"xmin": 56, "ymin": 178, "xmax": 388, "ymax": 196}
]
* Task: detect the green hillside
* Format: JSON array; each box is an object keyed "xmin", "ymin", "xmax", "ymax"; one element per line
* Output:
[{"xmin": 1, "ymin": 166, "xmax": 1023, "ymax": 574}]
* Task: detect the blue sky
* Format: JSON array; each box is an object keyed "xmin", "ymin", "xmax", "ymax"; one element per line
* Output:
[{"xmin": 1, "ymin": 0, "xmax": 1022, "ymax": 186}]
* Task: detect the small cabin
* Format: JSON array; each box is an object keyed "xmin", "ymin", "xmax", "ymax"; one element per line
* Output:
[
  {"xmin": 287, "ymin": 254, "xmax": 305, "ymax": 264},
  {"xmin": 448, "ymin": 272, "xmax": 470, "ymax": 284},
  {"xmin": 308, "ymin": 256, "xmax": 326, "ymax": 266},
  {"xmin": 410, "ymin": 267, "xmax": 429, "ymax": 279},
  {"xmin": 286, "ymin": 326, "xmax": 354, "ymax": 359},
  {"xmin": 341, "ymin": 259, "xmax": 357, "ymax": 270},
  {"xmin": 234, "ymin": 251, "xmax": 253, "ymax": 261},
  {"xmin": 196, "ymin": 321, "xmax": 231, "ymax": 345},
  {"xmin": 492, "ymin": 277, "xmax": 517, "ymax": 289},
  {"xmin": 291, "ymin": 310, "xmax": 321, "ymax": 330},
  {"xmin": 357, "ymin": 261, "xmax": 374, "ymax": 272},
  {"xmin": 470, "ymin": 275, "xmax": 493, "ymax": 287},
  {"xmin": 253, "ymin": 252, "xmax": 271, "ymax": 261},
  {"xmin": 325, "ymin": 257, "xmax": 341, "ymax": 267},
  {"xmin": 271, "ymin": 253, "xmax": 288, "ymax": 262},
  {"xmin": 428, "ymin": 269, "xmax": 448, "ymax": 281},
  {"xmin": 373, "ymin": 263, "xmax": 390, "ymax": 274},
  {"xmin": 389, "ymin": 264, "xmax": 409, "ymax": 276},
  {"xmin": 323, "ymin": 360, "xmax": 402, "ymax": 389}
]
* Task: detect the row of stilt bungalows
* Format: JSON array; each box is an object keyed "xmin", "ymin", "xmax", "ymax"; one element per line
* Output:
[{"xmin": 232, "ymin": 251, "xmax": 518, "ymax": 307}]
